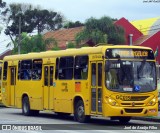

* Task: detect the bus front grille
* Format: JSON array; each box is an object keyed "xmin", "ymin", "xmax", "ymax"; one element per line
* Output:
[
  {"xmin": 124, "ymin": 108, "xmax": 143, "ymax": 113},
  {"xmin": 121, "ymin": 96, "xmax": 149, "ymax": 101},
  {"xmin": 121, "ymin": 103, "xmax": 144, "ymax": 107}
]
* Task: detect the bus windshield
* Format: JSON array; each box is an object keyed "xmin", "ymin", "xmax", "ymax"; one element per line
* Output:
[{"xmin": 105, "ymin": 60, "xmax": 156, "ymax": 93}]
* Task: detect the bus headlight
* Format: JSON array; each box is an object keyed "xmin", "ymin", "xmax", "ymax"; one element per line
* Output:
[
  {"xmin": 108, "ymin": 97, "xmax": 118, "ymax": 106},
  {"xmin": 147, "ymin": 97, "xmax": 156, "ymax": 106}
]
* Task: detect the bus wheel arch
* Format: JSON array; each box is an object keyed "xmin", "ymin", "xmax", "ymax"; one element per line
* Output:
[
  {"xmin": 73, "ymin": 96, "xmax": 90, "ymax": 123},
  {"xmin": 22, "ymin": 94, "xmax": 39, "ymax": 116}
]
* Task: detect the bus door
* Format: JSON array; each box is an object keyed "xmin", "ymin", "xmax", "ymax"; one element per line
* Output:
[
  {"xmin": 43, "ymin": 65, "xmax": 54, "ymax": 110},
  {"xmin": 91, "ymin": 62, "xmax": 103, "ymax": 114},
  {"xmin": 10, "ymin": 67, "xmax": 16, "ymax": 106}
]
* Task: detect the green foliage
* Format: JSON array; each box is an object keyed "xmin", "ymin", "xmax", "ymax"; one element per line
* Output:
[
  {"xmin": 12, "ymin": 32, "xmax": 55, "ymax": 54},
  {"xmin": 52, "ymin": 46, "xmax": 60, "ymax": 51},
  {"xmin": 76, "ymin": 16, "xmax": 125, "ymax": 45},
  {"xmin": 3, "ymin": 3, "xmax": 64, "ymax": 37},
  {"xmin": 67, "ymin": 42, "xmax": 75, "ymax": 48},
  {"xmin": 63, "ymin": 21, "xmax": 84, "ymax": 28}
]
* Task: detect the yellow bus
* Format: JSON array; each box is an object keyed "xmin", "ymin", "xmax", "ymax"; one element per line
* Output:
[
  {"xmin": 0, "ymin": 60, "xmax": 2, "ymax": 103},
  {"xmin": 1, "ymin": 45, "xmax": 158, "ymax": 123}
]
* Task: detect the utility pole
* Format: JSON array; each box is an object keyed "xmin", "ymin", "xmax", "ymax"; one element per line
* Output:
[{"xmin": 18, "ymin": 15, "xmax": 21, "ymax": 54}]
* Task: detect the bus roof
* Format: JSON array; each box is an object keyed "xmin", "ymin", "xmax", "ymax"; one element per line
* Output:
[{"xmin": 3, "ymin": 45, "xmax": 153, "ymax": 61}]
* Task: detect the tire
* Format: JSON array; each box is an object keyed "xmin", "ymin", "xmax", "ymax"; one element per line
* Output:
[
  {"xmin": 22, "ymin": 96, "xmax": 32, "ymax": 116},
  {"xmin": 74, "ymin": 100, "xmax": 90, "ymax": 123},
  {"xmin": 118, "ymin": 117, "xmax": 131, "ymax": 124}
]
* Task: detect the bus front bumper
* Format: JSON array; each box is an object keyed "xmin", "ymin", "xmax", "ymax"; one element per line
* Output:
[{"xmin": 103, "ymin": 103, "xmax": 158, "ymax": 117}]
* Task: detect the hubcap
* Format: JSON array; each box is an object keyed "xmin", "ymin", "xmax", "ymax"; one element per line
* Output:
[
  {"xmin": 23, "ymin": 102, "xmax": 28, "ymax": 113},
  {"xmin": 78, "ymin": 105, "xmax": 84, "ymax": 118}
]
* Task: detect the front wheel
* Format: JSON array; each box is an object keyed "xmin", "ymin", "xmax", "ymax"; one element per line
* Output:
[{"xmin": 74, "ymin": 100, "xmax": 90, "ymax": 123}]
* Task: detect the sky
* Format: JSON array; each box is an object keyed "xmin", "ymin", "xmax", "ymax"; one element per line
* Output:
[{"xmin": 0, "ymin": 0, "xmax": 160, "ymax": 54}]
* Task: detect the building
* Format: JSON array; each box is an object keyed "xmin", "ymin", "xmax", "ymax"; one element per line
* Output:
[
  {"xmin": 115, "ymin": 17, "xmax": 160, "ymax": 63},
  {"xmin": 1, "ymin": 17, "xmax": 160, "ymax": 63},
  {"xmin": 131, "ymin": 17, "xmax": 160, "ymax": 35},
  {"xmin": 0, "ymin": 49, "xmax": 12, "ymax": 60},
  {"xmin": 114, "ymin": 17, "xmax": 143, "ymax": 45},
  {"xmin": 44, "ymin": 27, "xmax": 84, "ymax": 50}
]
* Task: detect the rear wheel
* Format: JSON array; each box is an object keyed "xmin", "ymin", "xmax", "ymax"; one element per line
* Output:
[
  {"xmin": 22, "ymin": 96, "xmax": 32, "ymax": 116},
  {"xmin": 74, "ymin": 100, "xmax": 90, "ymax": 123},
  {"xmin": 22, "ymin": 96, "xmax": 39, "ymax": 116}
]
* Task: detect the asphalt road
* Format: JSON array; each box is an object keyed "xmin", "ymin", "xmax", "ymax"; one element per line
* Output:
[{"xmin": 0, "ymin": 106, "xmax": 160, "ymax": 133}]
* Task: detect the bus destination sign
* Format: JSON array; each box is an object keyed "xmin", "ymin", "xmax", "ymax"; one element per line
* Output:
[{"xmin": 106, "ymin": 48, "xmax": 155, "ymax": 59}]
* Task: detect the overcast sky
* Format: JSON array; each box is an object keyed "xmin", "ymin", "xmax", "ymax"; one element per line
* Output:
[
  {"xmin": 4, "ymin": 0, "xmax": 160, "ymax": 22},
  {"xmin": 0, "ymin": 0, "xmax": 160, "ymax": 54}
]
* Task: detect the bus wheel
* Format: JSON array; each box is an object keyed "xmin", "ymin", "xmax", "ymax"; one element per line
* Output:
[
  {"xmin": 22, "ymin": 96, "xmax": 32, "ymax": 116},
  {"xmin": 74, "ymin": 100, "xmax": 90, "ymax": 123},
  {"xmin": 118, "ymin": 117, "xmax": 131, "ymax": 124}
]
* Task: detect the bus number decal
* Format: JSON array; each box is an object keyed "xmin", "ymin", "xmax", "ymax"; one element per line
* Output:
[
  {"xmin": 92, "ymin": 55, "xmax": 102, "ymax": 59},
  {"xmin": 116, "ymin": 95, "xmax": 131, "ymax": 101}
]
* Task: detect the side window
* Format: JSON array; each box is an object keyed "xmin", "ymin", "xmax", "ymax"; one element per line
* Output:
[
  {"xmin": 74, "ymin": 55, "xmax": 88, "ymax": 79},
  {"xmin": 3, "ymin": 61, "xmax": 8, "ymax": 80},
  {"xmin": 59, "ymin": 56, "xmax": 74, "ymax": 79},
  {"xmin": 55, "ymin": 58, "xmax": 59, "ymax": 79},
  {"xmin": 20, "ymin": 60, "xmax": 32, "ymax": 80},
  {"xmin": 18, "ymin": 61, "xmax": 21, "ymax": 80},
  {"xmin": 32, "ymin": 59, "xmax": 42, "ymax": 80}
]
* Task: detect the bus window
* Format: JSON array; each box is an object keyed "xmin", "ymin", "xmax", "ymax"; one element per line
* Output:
[
  {"xmin": 3, "ymin": 61, "xmax": 8, "ymax": 80},
  {"xmin": 19, "ymin": 60, "xmax": 32, "ymax": 80},
  {"xmin": 91, "ymin": 63, "xmax": 96, "ymax": 86},
  {"xmin": 74, "ymin": 55, "xmax": 88, "ymax": 79},
  {"xmin": 32, "ymin": 59, "xmax": 42, "ymax": 80},
  {"xmin": 59, "ymin": 57, "xmax": 74, "ymax": 80},
  {"xmin": 98, "ymin": 63, "xmax": 102, "ymax": 86},
  {"xmin": 55, "ymin": 58, "xmax": 59, "ymax": 79},
  {"xmin": 44, "ymin": 66, "xmax": 48, "ymax": 86}
]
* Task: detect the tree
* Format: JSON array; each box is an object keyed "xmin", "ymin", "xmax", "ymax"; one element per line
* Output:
[
  {"xmin": 3, "ymin": 3, "xmax": 64, "ymax": 39},
  {"xmin": 3, "ymin": 3, "xmax": 35, "ymax": 46},
  {"xmin": 12, "ymin": 32, "xmax": 56, "ymax": 54},
  {"xmin": 76, "ymin": 16, "xmax": 125, "ymax": 46},
  {"xmin": 1, "ymin": 3, "xmax": 64, "ymax": 52},
  {"xmin": 63, "ymin": 21, "xmax": 84, "ymax": 28},
  {"xmin": 0, "ymin": 0, "xmax": 7, "ymax": 33},
  {"xmin": 25, "ymin": 9, "xmax": 63, "ymax": 34},
  {"xmin": 52, "ymin": 46, "xmax": 60, "ymax": 51},
  {"xmin": 67, "ymin": 41, "xmax": 76, "ymax": 48}
]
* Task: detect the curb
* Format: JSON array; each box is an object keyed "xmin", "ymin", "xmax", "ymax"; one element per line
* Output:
[{"xmin": 133, "ymin": 117, "xmax": 160, "ymax": 123}]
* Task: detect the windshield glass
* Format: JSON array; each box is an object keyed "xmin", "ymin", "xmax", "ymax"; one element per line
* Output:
[{"xmin": 105, "ymin": 60, "xmax": 156, "ymax": 93}]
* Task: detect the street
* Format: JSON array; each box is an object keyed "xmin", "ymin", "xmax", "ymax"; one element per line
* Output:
[{"xmin": 0, "ymin": 106, "xmax": 160, "ymax": 133}]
